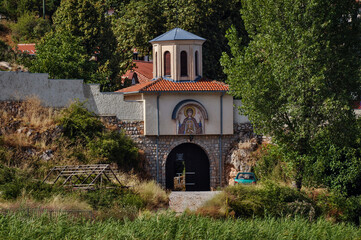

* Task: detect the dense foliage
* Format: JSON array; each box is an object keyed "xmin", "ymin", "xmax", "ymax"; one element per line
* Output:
[
  {"xmin": 221, "ymin": 0, "xmax": 361, "ymax": 190},
  {"xmin": 0, "ymin": 40, "xmax": 15, "ymax": 62},
  {"xmin": 10, "ymin": 11, "xmax": 51, "ymax": 43},
  {"xmin": 51, "ymin": 0, "xmax": 120, "ymax": 88},
  {"xmin": 29, "ymin": 31, "xmax": 89, "ymax": 79},
  {"xmin": 0, "ymin": 0, "xmax": 60, "ymax": 21},
  {"xmin": 58, "ymin": 102, "xmax": 138, "ymax": 169},
  {"xmin": 253, "ymin": 144, "xmax": 290, "ymax": 183},
  {"xmin": 59, "ymin": 101, "xmax": 104, "ymax": 141}
]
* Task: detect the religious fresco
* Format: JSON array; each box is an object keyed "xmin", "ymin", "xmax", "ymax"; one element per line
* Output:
[{"xmin": 176, "ymin": 104, "xmax": 205, "ymax": 135}]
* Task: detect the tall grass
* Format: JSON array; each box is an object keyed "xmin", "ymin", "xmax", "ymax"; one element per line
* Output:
[{"xmin": 0, "ymin": 213, "xmax": 360, "ymax": 239}]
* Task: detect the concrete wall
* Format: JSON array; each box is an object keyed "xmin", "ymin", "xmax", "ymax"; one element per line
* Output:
[
  {"xmin": 143, "ymin": 92, "xmax": 235, "ymax": 135},
  {"xmin": 0, "ymin": 71, "xmax": 143, "ymax": 120}
]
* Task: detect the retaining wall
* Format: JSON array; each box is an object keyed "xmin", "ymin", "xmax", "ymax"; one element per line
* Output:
[{"xmin": 0, "ymin": 72, "xmax": 143, "ymax": 121}]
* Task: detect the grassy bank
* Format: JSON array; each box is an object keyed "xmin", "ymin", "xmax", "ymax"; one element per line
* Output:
[{"xmin": 0, "ymin": 213, "xmax": 360, "ymax": 240}]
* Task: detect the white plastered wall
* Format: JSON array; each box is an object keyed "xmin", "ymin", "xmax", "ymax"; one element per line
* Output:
[{"xmin": 143, "ymin": 92, "xmax": 234, "ymax": 135}]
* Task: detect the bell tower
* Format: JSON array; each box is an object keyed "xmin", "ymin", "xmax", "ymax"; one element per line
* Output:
[{"xmin": 150, "ymin": 28, "xmax": 206, "ymax": 81}]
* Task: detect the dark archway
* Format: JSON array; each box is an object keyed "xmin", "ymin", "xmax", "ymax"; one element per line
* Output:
[{"xmin": 166, "ymin": 143, "xmax": 210, "ymax": 191}]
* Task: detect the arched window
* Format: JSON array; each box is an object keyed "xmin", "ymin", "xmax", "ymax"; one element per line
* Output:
[
  {"xmin": 180, "ymin": 51, "xmax": 188, "ymax": 76},
  {"xmin": 155, "ymin": 52, "xmax": 158, "ymax": 77},
  {"xmin": 164, "ymin": 51, "xmax": 171, "ymax": 76},
  {"xmin": 195, "ymin": 51, "xmax": 199, "ymax": 76}
]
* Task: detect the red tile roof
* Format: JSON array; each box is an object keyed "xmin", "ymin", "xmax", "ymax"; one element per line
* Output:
[
  {"xmin": 116, "ymin": 78, "xmax": 229, "ymax": 93},
  {"xmin": 353, "ymin": 101, "xmax": 361, "ymax": 109},
  {"xmin": 16, "ymin": 44, "xmax": 36, "ymax": 55},
  {"xmin": 122, "ymin": 60, "xmax": 153, "ymax": 84}
]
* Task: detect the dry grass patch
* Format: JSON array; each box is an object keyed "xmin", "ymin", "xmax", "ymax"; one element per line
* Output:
[
  {"xmin": 196, "ymin": 191, "xmax": 230, "ymax": 218},
  {"xmin": 134, "ymin": 181, "xmax": 169, "ymax": 210},
  {"xmin": 18, "ymin": 97, "xmax": 57, "ymax": 131}
]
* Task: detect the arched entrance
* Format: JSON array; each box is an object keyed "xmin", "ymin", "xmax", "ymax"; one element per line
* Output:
[{"xmin": 166, "ymin": 143, "xmax": 210, "ymax": 191}]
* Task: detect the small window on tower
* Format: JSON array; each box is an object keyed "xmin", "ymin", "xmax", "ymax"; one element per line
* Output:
[
  {"xmin": 195, "ymin": 51, "xmax": 199, "ymax": 76},
  {"xmin": 164, "ymin": 51, "xmax": 171, "ymax": 76},
  {"xmin": 180, "ymin": 51, "xmax": 188, "ymax": 76},
  {"xmin": 155, "ymin": 52, "xmax": 158, "ymax": 77}
]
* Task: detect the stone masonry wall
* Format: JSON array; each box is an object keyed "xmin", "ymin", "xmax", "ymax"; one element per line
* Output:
[
  {"xmin": 0, "ymin": 99, "xmax": 255, "ymax": 189},
  {"xmin": 101, "ymin": 117, "xmax": 255, "ymax": 188}
]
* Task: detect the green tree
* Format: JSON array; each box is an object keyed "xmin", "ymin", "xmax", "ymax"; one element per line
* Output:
[
  {"xmin": 29, "ymin": 30, "xmax": 90, "ymax": 79},
  {"xmin": 221, "ymin": 0, "xmax": 361, "ymax": 190},
  {"xmin": 113, "ymin": 0, "xmax": 247, "ymax": 81},
  {"xmin": 53, "ymin": 0, "xmax": 120, "ymax": 87},
  {"xmin": 113, "ymin": 0, "xmax": 165, "ymax": 71},
  {"xmin": 10, "ymin": 11, "xmax": 51, "ymax": 43},
  {"xmin": 1, "ymin": 0, "xmax": 60, "ymax": 20}
]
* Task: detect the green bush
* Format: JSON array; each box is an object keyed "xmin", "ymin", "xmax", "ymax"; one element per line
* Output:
[
  {"xmin": 88, "ymin": 131, "xmax": 138, "ymax": 169},
  {"xmin": 253, "ymin": 144, "xmax": 290, "ymax": 182},
  {"xmin": 226, "ymin": 181, "xmax": 315, "ymax": 219},
  {"xmin": 309, "ymin": 137, "xmax": 361, "ymax": 196},
  {"xmin": 59, "ymin": 101, "xmax": 103, "ymax": 141},
  {"xmin": 0, "ymin": 164, "xmax": 62, "ymax": 200},
  {"xmin": 0, "ymin": 40, "xmax": 15, "ymax": 63},
  {"xmin": 59, "ymin": 102, "xmax": 139, "ymax": 169},
  {"xmin": 10, "ymin": 11, "xmax": 51, "ymax": 43}
]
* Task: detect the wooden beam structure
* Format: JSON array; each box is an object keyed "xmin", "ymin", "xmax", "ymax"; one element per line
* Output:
[{"xmin": 42, "ymin": 164, "xmax": 123, "ymax": 190}]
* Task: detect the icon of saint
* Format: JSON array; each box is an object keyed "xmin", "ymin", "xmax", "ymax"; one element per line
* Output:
[{"xmin": 178, "ymin": 107, "xmax": 202, "ymax": 134}]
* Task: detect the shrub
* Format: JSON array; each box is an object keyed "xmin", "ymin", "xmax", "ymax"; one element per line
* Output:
[
  {"xmin": 134, "ymin": 181, "xmax": 169, "ymax": 210},
  {"xmin": 0, "ymin": 40, "xmax": 15, "ymax": 63},
  {"xmin": 88, "ymin": 131, "xmax": 138, "ymax": 169},
  {"xmin": 0, "ymin": 164, "xmax": 61, "ymax": 200},
  {"xmin": 309, "ymin": 138, "xmax": 361, "ymax": 196},
  {"xmin": 10, "ymin": 12, "xmax": 51, "ymax": 43},
  {"xmin": 253, "ymin": 144, "xmax": 290, "ymax": 182},
  {"xmin": 225, "ymin": 181, "xmax": 315, "ymax": 219},
  {"xmin": 58, "ymin": 101, "xmax": 103, "ymax": 141}
]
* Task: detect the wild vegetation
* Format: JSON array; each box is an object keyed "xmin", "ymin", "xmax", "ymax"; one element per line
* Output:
[
  {"xmin": 1, "ymin": 213, "xmax": 361, "ymax": 240},
  {"xmin": 0, "ymin": 98, "xmax": 168, "ymax": 218},
  {"xmin": 222, "ymin": 0, "xmax": 361, "ymax": 192}
]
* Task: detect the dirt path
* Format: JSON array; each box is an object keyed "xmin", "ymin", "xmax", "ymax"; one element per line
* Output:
[{"xmin": 169, "ymin": 191, "xmax": 221, "ymax": 213}]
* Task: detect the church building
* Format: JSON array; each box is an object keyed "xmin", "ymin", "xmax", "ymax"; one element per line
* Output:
[
  {"xmin": 0, "ymin": 28, "xmax": 252, "ymax": 191},
  {"xmin": 117, "ymin": 28, "xmax": 250, "ymax": 190}
]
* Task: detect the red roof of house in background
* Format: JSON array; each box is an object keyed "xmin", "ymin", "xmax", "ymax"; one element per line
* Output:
[
  {"xmin": 116, "ymin": 78, "xmax": 229, "ymax": 93},
  {"xmin": 122, "ymin": 60, "xmax": 153, "ymax": 83},
  {"xmin": 353, "ymin": 101, "xmax": 361, "ymax": 109},
  {"xmin": 16, "ymin": 44, "xmax": 36, "ymax": 55}
]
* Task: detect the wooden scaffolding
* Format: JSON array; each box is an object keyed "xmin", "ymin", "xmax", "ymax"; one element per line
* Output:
[{"xmin": 42, "ymin": 164, "xmax": 123, "ymax": 190}]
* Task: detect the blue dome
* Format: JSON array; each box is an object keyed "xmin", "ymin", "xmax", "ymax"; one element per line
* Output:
[{"xmin": 149, "ymin": 28, "xmax": 206, "ymax": 42}]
